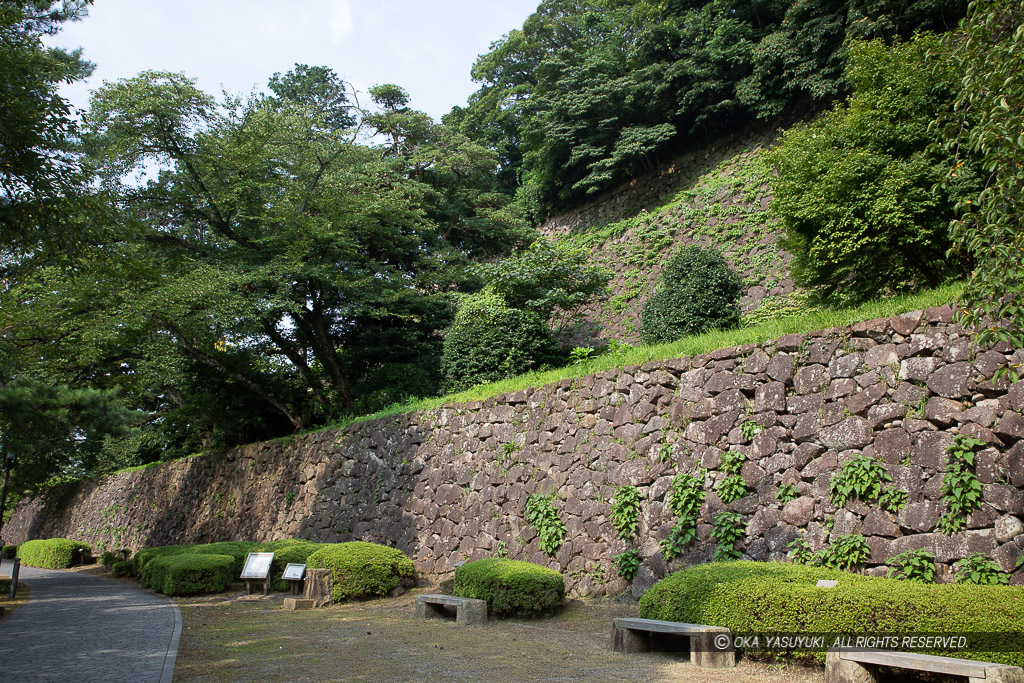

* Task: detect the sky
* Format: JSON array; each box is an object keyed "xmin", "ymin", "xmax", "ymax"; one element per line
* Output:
[{"xmin": 47, "ymin": 0, "xmax": 540, "ymax": 122}]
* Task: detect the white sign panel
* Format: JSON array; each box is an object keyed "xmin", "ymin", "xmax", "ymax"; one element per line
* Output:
[
  {"xmin": 240, "ymin": 552, "xmax": 274, "ymax": 579},
  {"xmin": 282, "ymin": 563, "xmax": 306, "ymax": 581}
]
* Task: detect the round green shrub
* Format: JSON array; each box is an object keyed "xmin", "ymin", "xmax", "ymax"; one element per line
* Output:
[
  {"xmin": 439, "ymin": 290, "xmax": 560, "ymax": 393},
  {"xmin": 111, "ymin": 560, "xmax": 134, "ymax": 578},
  {"xmin": 639, "ymin": 561, "xmax": 1024, "ymax": 666},
  {"xmin": 2, "ymin": 544, "xmax": 17, "ymax": 560},
  {"xmin": 142, "ymin": 553, "xmax": 234, "ymax": 596},
  {"xmin": 258, "ymin": 539, "xmax": 323, "ymax": 591},
  {"xmin": 639, "ymin": 246, "xmax": 743, "ymax": 345},
  {"xmin": 16, "ymin": 538, "xmax": 92, "ymax": 569},
  {"xmin": 453, "ymin": 558, "xmax": 565, "ymax": 618},
  {"xmin": 306, "ymin": 541, "xmax": 416, "ymax": 602}
]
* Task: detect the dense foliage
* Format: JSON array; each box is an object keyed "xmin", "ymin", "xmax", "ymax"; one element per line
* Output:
[
  {"xmin": 936, "ymin": 0, "xmax": 1024, "ymax": 360},
  {"xmin": 439, "ymin": 290, "xmax": 560, "ymax": 393},
  {"xmin": 639, "ymin": 246, "xmax": 742, "ymax": 344},
  {"xmin": 453, "ymin": 558, "xmax": 565, "ymax": 618},
  {"xmin": 639, "ymin": 561, "xmax": 1024, "ymax": 665},
  {"xmin": 16, "ymin": 538, "xmax": 91, "ymax": 569},
  {"xmin": 0, "ymin": 0, "xmax": 93, "ymax": 251},
  {"xmin": 479, "ymin": 238, "xmax": 609, "ymax": 334},
  {"xmin": 2, "ymin": 60, "xmax": 528, "ymax": 489},
  {"xmin": 768, "ymin": 35, "xmax": 971, "ymax": 303},
  {"xmin": 306, "ymin": 541, "xmax": 416, "ymax": 602},
  {"xmin": 449, "ymin": 0, "xmax": 968, "ymax": 218}
]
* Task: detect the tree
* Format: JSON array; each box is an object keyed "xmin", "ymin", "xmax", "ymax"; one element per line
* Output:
[
  {"xmin": 479, "ymin": 237, "xmax": 609, "ymax": 334},
  {"xmin": 767, "ymin": 36, "xmax": 970, "ymax": 304},
  {"xmin": 0, "ymin": 0, "xmax": 93, "ymax": 251},
  {"xmin": 0, "ymin": 377, "xmax": 135, "ymax": 496},
  {"xmin": 1, "ymin": 65, "xmax": 529, "ymax": 454},
  {"xmin": 936, "ymin": 0, "xmax": 1024, "ymax": 361},
  {"xmin": 453, "ymin": 0, "xmax": 971, "ymax": 218}
]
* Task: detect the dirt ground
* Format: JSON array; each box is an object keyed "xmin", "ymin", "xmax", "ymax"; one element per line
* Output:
[{"xmin": 172, "ymin": 586, "xmax": 826, "ymax": 683}]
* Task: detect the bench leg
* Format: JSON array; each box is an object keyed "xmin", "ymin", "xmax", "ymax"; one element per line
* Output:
[
  {"xmin": 824, "ymin": 651, "xmax": 881, "ymax": 683},
  {"xmin": 455, "ymin": 601, "xmax": 487, "ymax": 626},
  {"xmin": 691, "ymin": 631, "xmax": 735, "ymax": 669},
  {"xmin": 415, "ymin": 600, "xmax": 447, "ymax": 620},
  {"xmin": 973, "ymin": 666, "xmax": 1024, "ymax": 683},
  {"xmin": 612, "ymin": 624, "xmax": 649, "ymax": 653}
]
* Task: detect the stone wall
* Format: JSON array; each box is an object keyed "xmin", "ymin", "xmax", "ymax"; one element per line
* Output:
[{"xmin": 7, "ymin": 306, "xmax": 1024, "ymax": 597}]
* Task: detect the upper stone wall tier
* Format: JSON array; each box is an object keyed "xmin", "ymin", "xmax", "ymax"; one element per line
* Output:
[{"xmin": 7, "ymin": 305, "xmax": 1024, "ymax": 598}]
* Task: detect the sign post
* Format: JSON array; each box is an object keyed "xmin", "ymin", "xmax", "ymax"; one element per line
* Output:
[{"xmin": 240, "ymin": 552, "xmax": 274, "ymax": 596}]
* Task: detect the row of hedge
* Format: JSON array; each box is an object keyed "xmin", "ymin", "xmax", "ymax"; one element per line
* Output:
[
  {"xmin": 15, "ymin": 538, "xmax": 92, "ymax": 569},
  {"xmin": 128, "ymin": 539, "xmax": 419, "ymax": 598},
  {"xmin": 639, "ymin": 561, "xmax": 1024, "ymax": 667}
]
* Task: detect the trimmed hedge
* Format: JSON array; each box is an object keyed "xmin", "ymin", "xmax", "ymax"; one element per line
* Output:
[
  {"xmin": 2, "ymin": 544, "xmax": 17, "ymax": 560},
  {"xmin": 306, "ymin": 541, "xmax": 416, "ymax": 602},
  {"xmin": 16, "ymin": 538, "xmax": 91, "ymax": 569},
  {"xmin": 142, "ymin": 553, "xmax": 234, "ymax": 596},
  {"xmin": 639, "ymin": 561, "xmax": 1024, "ymax": 666},
  {"xmin": 132, "ymin": 541, "xmax": 261, "ymax": 578},
  {"xmin": 111, "ymin": 560, "xmax": 134, "ymax": 578},
  {"xmin": 453, "ymin": 558, "xmax": 565, "ymax": 618}
]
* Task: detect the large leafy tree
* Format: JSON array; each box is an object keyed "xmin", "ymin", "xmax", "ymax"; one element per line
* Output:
[
  {"xmin": 4, "ymin": 66, "xmax": 523, "ymax": 460},
  {"xmin": 936, "ymin": 0, "xmax": 1024, "ymax": 359},
  {"xmin": 452, "ymin": 0, "xmax": 968, "ymax": 218},
  {"xmin": 767, "ymin": 36, "xmax": 972, "ymax": 303},
  {"xmin": 0, "ymin": 0, "xmax": 93, "ymax": 251}
]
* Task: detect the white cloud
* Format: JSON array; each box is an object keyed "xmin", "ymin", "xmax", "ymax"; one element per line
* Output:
[{"xmin": 328, "ymin": 0, "xmax": 355, "ymax": 43}]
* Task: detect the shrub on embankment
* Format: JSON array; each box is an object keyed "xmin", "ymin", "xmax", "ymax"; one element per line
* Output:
[
  {"xmin": 453, "ymin": 558, "xmax": 565, "ymax": 618},
  {"xmin": 16, "ymin": 538, "xmax": 91, "ymax": 569},
  {"xmin": 638, "ymin": 561, "xmax": 1024, "ymax": 666}
]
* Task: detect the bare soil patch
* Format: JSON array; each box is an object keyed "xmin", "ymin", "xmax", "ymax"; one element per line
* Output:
[{"xmin": 173, "ymin": 587, "xmax": 824, "ymax": 682}]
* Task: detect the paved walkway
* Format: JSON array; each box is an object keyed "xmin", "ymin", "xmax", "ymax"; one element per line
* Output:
[{"xmin": 0, "ymin": 558, "xmax": 181, "ymax": 683}]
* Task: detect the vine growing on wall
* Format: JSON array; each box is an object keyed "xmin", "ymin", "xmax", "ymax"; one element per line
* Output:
[
  {"xmin": 711, "ymin": 511, "xmax": 746, "ymax": 561},
  {"xmin": 828, "ymin": 454, "xmax": 891, "ymax": 507},
  {"xmin": 525, "ymin": 493, "xmax": 567, "ymax": 556},
  {"xmin": 938, "ymin": 436, "xmax": 984, "ymax": 534},
  {"xmin": 716, "ymin": 451, "xmax": 748, "ymax": 504},
  {"xmin": 660, "ymin": 470, "xmax": 706, "ymax": 562},
  {"xmin": 609, "ymin": 485, "xmax": 643, "ymax": 540}
]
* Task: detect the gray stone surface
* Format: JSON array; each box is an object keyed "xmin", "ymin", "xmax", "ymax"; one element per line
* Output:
[
  {"xmin": 0, "ymin": 560, "xmax": 180, "ymax": 683},
  {"xmin": 5, "ymin": 312, "xmax": 1023, "ymax": 597}
]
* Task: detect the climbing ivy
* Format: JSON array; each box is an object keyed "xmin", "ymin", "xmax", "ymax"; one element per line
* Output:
[{"xmin": 525, "ymin": 493, "xmax": 567, "ymax": 556}]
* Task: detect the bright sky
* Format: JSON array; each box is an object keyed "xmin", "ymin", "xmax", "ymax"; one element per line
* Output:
[{"xmin": 47, "ymin": 0, "xmax": 539, "ymax": 122}]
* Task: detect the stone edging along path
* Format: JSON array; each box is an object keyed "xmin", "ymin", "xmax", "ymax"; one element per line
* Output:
[{"xmin": 6, "ymin": 305, "xmax": 1024, "ymax": 598}]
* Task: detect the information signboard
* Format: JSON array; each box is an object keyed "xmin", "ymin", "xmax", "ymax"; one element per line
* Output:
[
  {"xmin": 240, "ymin": 552, "xmax": 274, "ymax": 580},
  {"xmin": 282, "ymin": 563, "xmax": 306, "ymax": 581}
]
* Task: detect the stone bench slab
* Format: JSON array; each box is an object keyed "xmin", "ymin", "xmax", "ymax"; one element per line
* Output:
[
  {"xmin": 415, "ymin": 594, "xmax": 487, "ymax": 625},
  {"xmin": 827, "ymin": 648, "xmax": 1024, "ymax": 683},
  {"xmin": 612, "ymin": 617, "xmax": 735, "ymax": 669}
]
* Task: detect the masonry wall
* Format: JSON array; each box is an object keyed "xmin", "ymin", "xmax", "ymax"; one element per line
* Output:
[{"xmin": 7, "ymin": 305, "xmax": 1024, "ymax": 597}]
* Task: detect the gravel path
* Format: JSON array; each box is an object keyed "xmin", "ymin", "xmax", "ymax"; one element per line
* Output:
[{"xmin": 0, "ymin": 559, "xmax": 181, "ymax": 683}]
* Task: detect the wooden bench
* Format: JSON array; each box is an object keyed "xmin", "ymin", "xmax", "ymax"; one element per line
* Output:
[
  {"xmin": 826, "ymin": 648, "xmax": 1024, "ymax": 683},
  {"xmin": 611, "ymin": 617, "xmax": 735, "ymax": 669},
  {"xmin": 414, "ymin": 594, "xmax": 487, "ymax": 625}
]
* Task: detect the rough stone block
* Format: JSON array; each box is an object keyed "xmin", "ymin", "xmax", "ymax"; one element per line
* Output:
[{"xmin": 820, "ymin": 417, "xmax": 873, "ymax": 451}]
